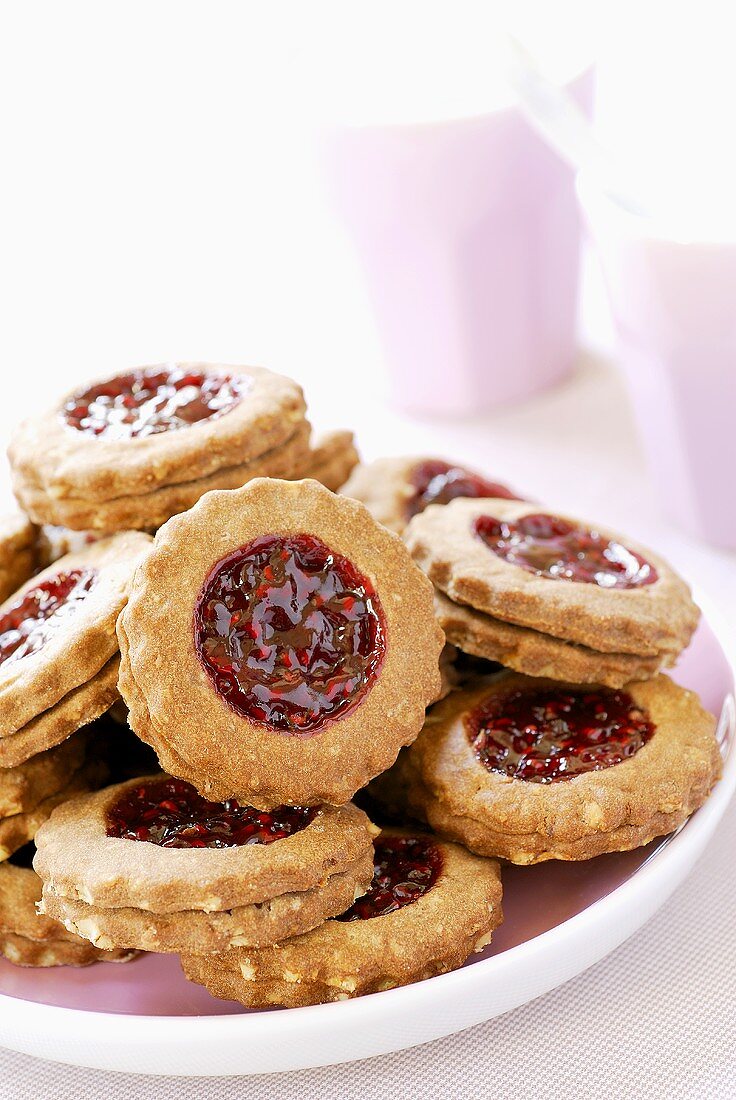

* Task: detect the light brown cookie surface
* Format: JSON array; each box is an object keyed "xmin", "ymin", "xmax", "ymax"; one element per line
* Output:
[
  {"xmin": 118, "ymin": 478, "xmax": 444, "ymax": 807},
  {"xmin": 406, "ymin": 498, "xmax": 699, "ymax": 657},
  {"xmin": 0, "ymin": 513, "xmax": 38, "ymax": 604},
  {"xmin": 0, "ymin": 733, "xmax": 89, "ymax": 817},
  {"xmin": 0, "ymin": 532, "xmax": 151, "ymax": 737},
  {"xmin": 9, "ymin": 364, "xmax": 307, "ymax": 505},
  {"xmin": 181, "ymin": 827, "xmax": 503, "ymax": 1006},
  {"xmin": 434, "ymin": 590, "xmax": 667, "ymax": 687},
  {"xmin": 397, "ymin": 674, "xmax": 721, "ymax": 864},
  {"xmin": 341, "ymin": 455, "xmax": 519, "ymax": 534}
]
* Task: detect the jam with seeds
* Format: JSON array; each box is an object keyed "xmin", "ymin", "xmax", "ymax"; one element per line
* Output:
[
  {"xmin": 62, "ymin": 367, "xmax": 248, "ymax": 440},
  {"xmin": 466, "ymin": 686, "xmax": 655, "ymax": 783},
  {"xmin": 336, "ymin": 834, "xmax": 443, "ymax": 921},
  {"xmin": 106, "ymin": 777, "xmax": 316, "ymax": 848},
  {"xmin": 474, "ymin": 512, "xmax": 657, "ymax": 588},
  {"xmin": 0, "ymin": 568, "xmax": 97, "ymax": 669},
  {"xmin": 195, "ymin": 534, "xmax": 386, "ymax": 735},
  {"xmin": 406, "ymin": 459, "xmax": 518, "ymax": 521}
]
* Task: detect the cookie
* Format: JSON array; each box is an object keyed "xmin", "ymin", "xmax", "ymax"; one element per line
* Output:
[
  {"xmin": 9, "ymin": 364, "xmax": 309, "ymax": 531},
  {"xmin": 433, "ymin": 590, "xmax": 666, "ymax": 688},
  {"xmin": 0, "ymin": 532, "xmax": 151, "ymax": 755},
  {"xmin": 0, "ymin": 845, "xmax": 136, "ymax": 968},
  {"xmin": 0, "ymin": 733, "xmax": 88, "ymax": 817},
  {"xmin": 0, "ymin": 514, "xmax": 38, "ymax": 604},
  {"xmin": 118, "ymin": 478, "xmax": 444, "ymax": 807},
  {"xmin": 406, "ymin": 499, "xmax": 699, "ymax": 658},
  {"xmin": 0, "ymin": 657, "xmax": 120, "ymax": 768},
  {"xmin": 14, "ymin": 420, "xmax": 312, "ymax": 534},
  {"xmin": 34, "ymin": 774, "xmax": 376, "ymax": 955},
  {"xmin": 391, "ymin": 673, "xmax": 721, "ymax": 864},
  {"xmin": 341, "ymin": 455, "xmax": 520, "ymax": 534},
  {"xmin": 302, "ymin": 431, "xmax": 359, "ymax": 492},
  {"xmin": 0, "ymin": 756, "xmax": 106, "ymax": 861},
  {"xmin": 35, "ymin": 526, "xmax": 106, "ymax": 570},
  {"xmin": 181, "ymin": 827, "xmax": 503, "ymax": 1006}
]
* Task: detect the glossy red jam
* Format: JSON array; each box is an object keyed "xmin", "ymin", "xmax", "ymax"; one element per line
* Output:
[
  {"xmin": 474, "ymin": 513, "xmax": 658, "ymax": 588},
  {"xmin": 105, "ymin": 777, "xmax": 317, "ymax": 848},
  {"xmin": 62, "ymin": 367, "xmax": 248, "ymax": 439},
  {"xmin": 195, "ymin": 534, "xmax": 386, "ymax": 735},
  {"xmin": 336, "ymin": 834, "xmax": 443, "ymax": 921},
  {"xmin": 0, "ymin": 568, "xmax": 97, "ymax": 669},
  {"xmin": 466, "ymin": 686, "xmax": 655, "ymax": 783},
  {"xmin": 406, "ymin": 459, "xmax": 518, "ymax": 521}
]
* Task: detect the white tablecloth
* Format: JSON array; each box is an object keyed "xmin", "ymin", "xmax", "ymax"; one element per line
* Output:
[{"xmin": 1, "ymin": 359, "xmax": 734, "ymax": 1099}]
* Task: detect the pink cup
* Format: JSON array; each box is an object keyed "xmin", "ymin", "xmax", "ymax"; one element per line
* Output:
[
  {"xmin": 578, "ymin": 173, "xmax": 736, "ymax": 550},
  {"xmin": 321, "ymin": 68, "xmax": 594, "ymax": 416}
]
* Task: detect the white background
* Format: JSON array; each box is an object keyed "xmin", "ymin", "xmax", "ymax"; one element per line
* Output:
[{"xmin": 0, "ymin": 2, "xmax": 734, "ymax": 1095}]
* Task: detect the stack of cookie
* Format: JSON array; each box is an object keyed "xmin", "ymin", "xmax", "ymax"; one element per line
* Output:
[
  {"xmin": 0, "ymin": 364, "xmax": 721, "ymax": 1008},
  {"xmin": 405, "ymin": 497, "xmax": 700, "ymax": 687},
  {"xmin": 0, "ymin": 843, "xmax": 136, "ymax": 968},
  {"xmin": 25, "ymin": 469, "xmax": 503, "ymax": 998},
  {"xmin": 9, "ymin": 364, "xmax": 360, "ymax": 534}
]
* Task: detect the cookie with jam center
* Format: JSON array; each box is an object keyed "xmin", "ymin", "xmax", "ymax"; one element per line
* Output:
[
  {"xmin": 117, "ymin": 478, "xmax": 444, "ymax": 807},
  {"xmin": 380, "ymin": 673, "xmax": 721, "ymax": 864},
  {"xmin": 181, "ymin": 827, "xmax": 503, "ymax": 1006},
  {"xmin": 33, "ymin": 774, "xmax": 376, "ymax": 955},
  {"xmin": 406, "ymin": 497, "xmax": 699, "ymax": 660},
  {"xmin": 341, "ymin": 455, "xmax": 521, "ymax": 535},
  {"xmin": 0, "ymin": 531, "xmax": 152, "ymax": 764},
  {"xmin": 9, "ymin": 364, "xmax": 310, "ymax": 531}
]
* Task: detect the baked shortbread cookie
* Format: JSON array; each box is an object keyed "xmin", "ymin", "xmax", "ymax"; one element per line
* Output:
[
  {"xmin": 34, "ymin": 775, "xmax": 376, "ymax": 955},
  {"xmin": 341, "ymin": 455, "xmax": 520, "ymax": 534},
  {"xmin": 0, "ymin": 757, "xmax": 107, "ymax": 861},
  {"xmin": 118, "ymin": 478, "xmax": 444, "ymax": 807},
  {"xmin": 0, "ymin": 514, "xmax": 38, "ymax": 604},
  {"xmin": 387, "ymin": 674, "xmax": 721, "ymax": 864},
  {"xmin": 0, "ymin": 532, "xmax": 151, "ymax": 765},
  {"xmin": 0, "ymin": 845, "xmax": 136, "ymax": 968},
  {"xmin": 433, "ymin": 590, "xmax": 665, "ymax": 688},
  {"xmin": 406, "ymin": 499, "xmax": 699, "ymax": 659},
  {"xmin": 301, "ymin": 431, "xmax": 359, "ymax": 492},
  {"xmin": 9, "ymin": 364, "xmax": 310, "ymax": 531},
  {"xmin": 0, "ymin": 733, "xmax": 88, "ymax": 818},
  {"xmin": 181, "ymin": 827, "xmax": 503, "ymax": 1006}
]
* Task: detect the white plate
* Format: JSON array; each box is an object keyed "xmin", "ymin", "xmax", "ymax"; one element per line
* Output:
[{"xmin": 0, "ymin": 611, "xmax": 733, "ymax": 1077}]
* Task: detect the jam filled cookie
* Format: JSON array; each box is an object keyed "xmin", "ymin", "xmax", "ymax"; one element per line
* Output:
[
  {"xmin": 302, "ymin": 431, "xmax": 359, "ymax": 492},
  {"xmin": 34, "ymin": 775, "xmax": 376, "ymax": 955},
  {"xmin": 341, "ymin": 455, "xmax": 520, "ymax": 534},
  {"xmin": 0, "ymin": 532, "xmax": 152, "ymax": 767},
  {"xmin": 9, "ymin": 364, "xmax": 310, "ymax": 532},
  {"xmin": 389, "ymin": 673, "xmax": 721, "ymax": 864},
  {"xmin": 0, "ymin": 844, "xmax": 136, "ymax": 967},
  {"xmin": 181, "ymin": 827, "xmax": 503, "ymax": 1006},
  {"xmin": 118, "ymin": 478, "xmax": 444, "ymax": 807},
  {"xmin": 406, "ymin": 498, "xmax": 700, "ymax": 673},
  {"xmin": 0, "ymin": 513, "xmax": 37, "ymax": 604}
]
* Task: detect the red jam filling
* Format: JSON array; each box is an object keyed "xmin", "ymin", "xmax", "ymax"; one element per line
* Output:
[
  {"xmin": 62, "ymin": 367, "xmax": 248, "ymax": 439},
  {"xmin": 406, "ymin": 459, "xmax": 519, "ymax": 520},
  {"xmin": 336, "ymin": 834, "xmax": 443, "ymax": 921},
  {"xmin": 474, "ymin": 512, "xmax": 658, "ymax": 588},
  {"xmin": 466, "ymin": 686, "xmax": 655, "ymax": 783},
  {"xmin": 0, "ymin": 568, "xmax": 97, "ymax": 669},
  {"xmin": 194, "ymin": 534, "xmax": 386, "ymax": 735},
  {"xmin": 105, "ymin": 777, "xmax": 317, "ymax": 848}
]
